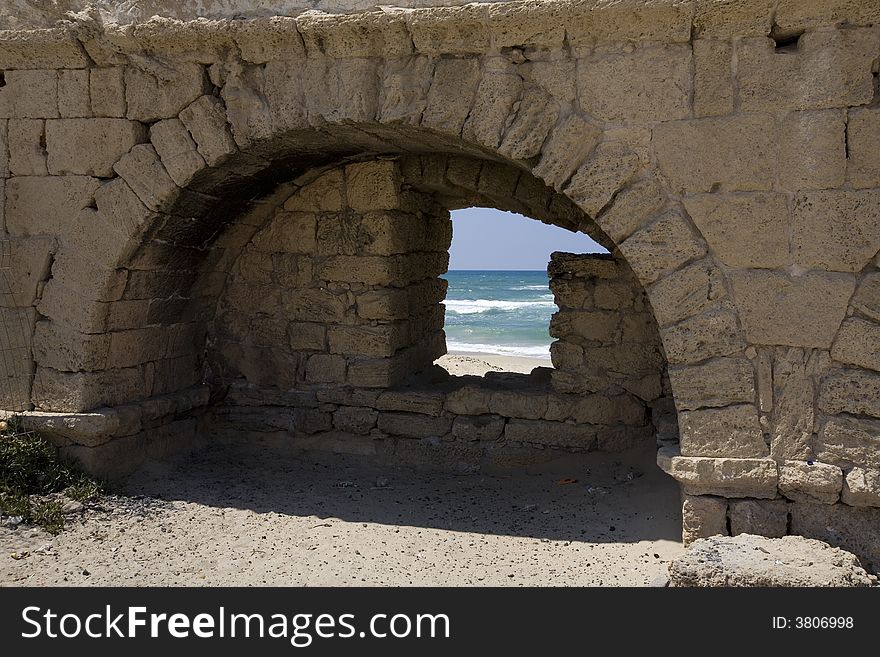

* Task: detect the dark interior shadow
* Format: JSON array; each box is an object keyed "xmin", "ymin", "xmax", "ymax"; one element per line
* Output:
[{"xmin": 122, "ymin": 441, "xmax": 682, "ymax": 545}]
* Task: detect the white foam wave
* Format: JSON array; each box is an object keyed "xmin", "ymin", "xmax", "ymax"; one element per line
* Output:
[
  {"xmin": 445, "ymin": 299, "xmax": 556, "ymax": 314},
  {"xmin": 509, "ymin": 285, "xmax": 549, "ymax": 291},
  {"xmin": 446, "ymin": 341, "xmax": 552, "ymax": 359}
]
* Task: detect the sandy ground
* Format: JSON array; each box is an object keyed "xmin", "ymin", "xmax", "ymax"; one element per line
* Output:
[
  {"xmin": 437, "ymin": 352, "xmax": 550, "ymax": 376},
  {"xmin": 1, "ymin": 352, "xmax": 684, "ymax": 587}
]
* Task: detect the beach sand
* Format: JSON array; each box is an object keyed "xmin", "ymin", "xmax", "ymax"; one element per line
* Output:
[{"xmin": 437, "ymin": 351, "xmax": 550, "ymax": 376}]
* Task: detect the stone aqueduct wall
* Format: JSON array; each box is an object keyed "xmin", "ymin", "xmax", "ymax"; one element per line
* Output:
[{"xmin": 0, "ymin": 0, "xmax": 879, "ymax": 564}]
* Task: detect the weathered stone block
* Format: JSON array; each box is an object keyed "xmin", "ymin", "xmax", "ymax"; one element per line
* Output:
[
  {"xmin": 578, "ymin": 44, "xmax": 691, "ymax": 124},
  {"xmin": 846, "ymin": 107, "xmax": 880, "ymax": 189},
  {"xmin": 818, "ymin": 416, "xmax": 880, "ymax": 470},
  {"xmin": 831, "ymin": 318, "xmax": 880, "ymax": 372},
  {"xmin": 693, "ymin": 0, "xmax": 775, "ymax": 38},
  {"xmin": 253, "ymin": 212, "xmax": 317, "ymax": 254},
  {"xmin": 549, "ymin": 310, "xmax": 618, "ymax": 343},
  {"xmin": 47, "ymin": 119, "xmax": 146, "ymax": 177},
  {"xmin": 564, "ymin": 141, "xmax": 640, "ymax": 217},
  {"xmin": 421, "ymin": 57, "xmax": 481, "ymax": 134},
  {"xmin": 57, "ymin": 69, "xmax": 90, "ymax": 118},
  {"xmin": 567, "ymin": 0, "xmax": 692, "ymax": 45},
  {"xmin": 328, "ymin": 324, "xmax": 408, "ymax": 358},
  {"xmin": 149, "ymin": 118, "xmax": 206, "ymax": 188},
  {"xmin": 669, "ymin": 359, "xmax": 756, "ymax": 411},
  {"xmin": 619, "ymin": 210, "xmax": 706, "ymax": 285},
  {"xmin": 489, "ymin": 389, "xmax": 548, "ymax": 420},
  {"xmin": 657, "ymin": 446, "xmax": 779, "ymax": 498},
  {"xmin": 647, "ymin": 259, "xmax": 726, "ymax": 327},
  {"xmin": 791, "ymin": 190, "xmax": 880, "ymax": 272},
  {"xmin": 779, "ymin": 460, "xmax": 843, "ymax": 504},
  {"xmin": 679, "ymin": 404, "xmax": 768, "ymax": 458},
  {"xmin": 532, "ymin": 114, "xmax": 601, "ymax": 191},
  {"xmin": 286, "ymin": 322, "xmax": 325, "ymax": 351},
  {"xmin": 728, "ymin": 499, "xmax": 789, "ymax": 537},
  {"xmin": 112, "ymin": 144, "xmax": 180, "ymax": 212},
  {"xmin": 842, "ymin": 467, "xmax": 880, "ymax": 508},
  {"xmin": 736, "ymin": 30, "xmax": 879, "ymax": 112},
  {"xmin": 498, "ymin": 87, "xmax": 559, "ymax": 161},
  {"xmin": 504, "ymin": 418, "xmax": 597, "ymax": 449},
  {"xmin": 594, "ymin": 178, "xmax": 666, "ymax": 243},
  {"xmin": 779, "ymin": 110, "xmax": 846, "ymax": 190},
  {"xmin": 5, "ymin": 175, "xmax": 101, "ymax": 237},
  {"xmin": 31, "ymin": 365, "xmax": 150, "ymax": 413},
  {"xmin": 179, "ymin": 95, "xmax": 236, "ymax": 167},
  {"xmin": 377, "ymin": 411, "xmax": 452, "ymax": 438},
  {"xmin": 125, "ymin": 64, "xmax": 207, "ymax": 122},
  {"xmin": 730, "ymin": 271, "xmax": 856, "ymax": 348},
  {"xmin": 452, "ymin": 414, "xmax": 505, "ymax": 442},
  {"xmin": 682, "ymin": 494, "xmax": 728, "ymax": 545},
  {"xmin": 32, "ymin": 320, "xmax": 109, "ymax": 372},
  {"xmin": 283, "ymin": 289, "xmax": 347, "ymax": 323},
  {"xmin": 445, "ymin": 385, "xmax": 492, "ymax": 415},
  {"xmin": 332, "ymin": 406, "xmax": 378, "ymax": 435},
  {"xmin": 285, "ymin": 170, "xmax": 345, "ymax": 212},
  {"xmin": 345, "ymin": 161, "xmax": 401, "ymax": 212},
  {"xmin": 682, "ymin": 193, "xmax": 788, "ymax": 269},
  {"xmin": 305, "ymin": 353, "xmax": 346, "ymax": 383},
  {"xmin": 661, "ymin": 308, "xmax": 745, "ymax": 364},
  {"xmin": 851, "ymin": 273, "xmax": 880, "ymax": 322},
  {"xmin": 90, "ymin": 68, "xmax": 126, "ymax": 118},
  {"xmin": 7, "ymin": 119, "xmax": 47, "ymax": 176},
  {"xmin": 376, "ymin": 390, "xmax": 444, "ymax": 416},
  {"xmin": 790, "ymin": 501, "xmax": 880, "ymax": 573},
  {"xmin": 693, "ymin": 39, "xmax": 733, "ymax": 117},
  {"xmin": 770, "ymin": 347, "xmax": 827, "ymax": 462},
  {"xmin": 0, "ymin": 70, "xmax": 58, "ymax": 118},
  {"xmin": 653, "ymin": 115, "xmax": 776, "ymax": 193}
]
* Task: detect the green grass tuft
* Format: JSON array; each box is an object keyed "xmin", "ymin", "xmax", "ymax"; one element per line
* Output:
[{"xmin": 0, "ymin": 417, "xmax": 103, "ymax": 534}]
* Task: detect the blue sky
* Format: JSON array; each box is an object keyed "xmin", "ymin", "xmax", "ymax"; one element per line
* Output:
[{"xmin": 449, "ymin": 207, "xmax": 605, "ymax": 270}]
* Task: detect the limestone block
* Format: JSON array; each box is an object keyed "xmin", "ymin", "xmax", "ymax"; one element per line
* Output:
[
  {"xmin": 653, "ymin": 115, "xmax": 776, "ymax": 193},
  {"xmin": 328, "ymin": 324, "xmax": 409, "ymax": 358},
  {"xmin": 682, "ymin": 193, "xmax": 788, "ymax": 269},
  {"xmin": 520, "ymin": 57, "xmax": 576, "ymax": 105},
  {"xmin": 346, "ymin": 352, "xmax": 418, "ymax": 389},
  {"xmin": 728, "ymin": 499, "xmax": 788, "ymax": 537},
  {"xmin": 619, "ymin": 210, "xmax": 706, "ymax": 285},
  {"xmin": 0, "ymin": 70, "xmax": 57, "ymax": 118},
  {"xmin": 253, "ymin": 212, "xmax": 317, "ymax": 255},
  {"xmin": 548, "ymin": 252, "xmax": 619, "ymax": 279},
  {"xmin": 149, "ymin": 118, "xmax": 206, "ymax": 188},
  {"xmin": 55, "ymin": 71, "xmax": 88, "ymax": 120},
  {"xmin": 504, "ymin": 418, "xmax": 597, "ymax": 449},
  {"xmin": 594, "ymin": 178, "xmax": 666, "ymax": 244},
  {"xmin": 578, "ymin": 44, "xmax": 691, "ymax": 124},
  {"xmin": 570, "ymin": 393, "xmax": 645, "ymax": 426},
  {"xmin": 693, "ymin": 0, "xmax": 775, "ymax": 38},
  {"xmin": 498, "ymin": 87, "xmax": 559, "ymax": 161},
  {"xmin": 791, "ymin": 190, "xmax": 880, "ymax": 273},
  {"xmin": 46, "ymin": 119, "xmax": 146, "ymax": 177},
  {"xmin": 846, "ymin": 107, "xmax": 880, "ymax": 189},
  {"xmin": 549, "ymin": 309, "xmax": 618, "ymax": 343},
  {"xmin": 681, "ymin": 495, "xmax": 728, "ymax": 545},
  {"xmin": 818, "ymin": 416, "xmax": 880, "ymax": 470},
  {"xmin": 549, "ymin": 278, "xmax": 592, "ymax": 310},
  {"xmin": 445, "ymin": 385, "xmax": 492, "ymax": 415},
  {"xmin": 318, "ymin": 254, "xmax": 447, "ymax": 287},
  {"xmin": 487, "ymin": 0, "xmax": 567, "ymax": 49},
  {"xmin": 693, "ymin": 39, "xmax": 733, "ymax": 117},
  {"xmin": 647, "ymin": 259, "xmax": 726, "ymax": 327},
  {"xmin": 305, "ymin": 353, "xmax": 347, "ymax": 384},
  {"xmin": 789, "ymin": 501, "xmax": 880, "ymax": 574},
  {"xmin": 737, "ymin": 30, "xmax": 879, "ymax": 113},
  {"xmin": 461, "ymin": 58, "xmax": 521, "ymax": 150},
  {"xmin": 4, "ymin": 175, "xmax": 101, "ymax": 237},
  {"xmin": 7, "ymin": 119, "xmax": 47, "ymax": 176},
  {"xmin": 376, "ymin": 390, "xmax": 444, "ymax": 417},
  {"xmin": 125, "ymin": 63, "xmax": 207, "ymax": 122},
  {"xmin": 819, "ymin": 369, "xmax": 880, "ymax": 420},
  {"xmin": 831, "ymin": 318, "xmax": 880, "ymax": 372},
  {"xmin": 656, "ymin": 446, "xmax": 779, "ymax": 498},
  {"xmin": 332, "ymin": 406, "xmax": 378, "ymax": 435},
  {"xmin": 0, "ymin": 120, "xmax": 7, "ymax": 176},
  {"xmin": 112, "ymin": 143, "xmax": 180, "ymax": 212},
  {"xmin": 567, "ymin": 0, "xmax": 692, "ymax": 45},
  {"xmin": 451, "ymin": 414, "xmax": 505, "ymax": 442},
  {"xmin": 489, "ymin": 389, "xmax": 548, "ymax": 420},
  {"xmin": 851, "ymin": 273, "xmax": 880, "ymax": 322},
  {"xmin": 532, "ymin": 115, "xmax": 601, "ymax": 191},
  {"xmin": 90, "ymin": 68, "xmax": 126, "ymax": 118},
  {"xmin": 108, "ymin": 327, "xmax": 168, "ymax": 369},
  {"xmin": 770, "ymin": 348, "xmax": 827, "ymax": 462},
  {"xmin": 679, "ymin": 404, "xmax": 767, "ymax": 458},
  {"xmin": 421, "ymin": 57, "xmax": 481, "ymax": 135},
  {"xmin": 284, "ymin": 170, "xmax": 344, "ymax": 212},
  {"xmin": 775, "ymin": 0, "xmax": 880, "ymax": 31},
  {"xmin": 779, "ymin": 110, "xmax": 846, "ymax": 190},
  {"xmin": 564, "ymin": 141, "xmax": 640, "ymax": 218},
  {"xmin": 345, "ymin": 161, "xmax": 401, "ymax": 212},
  {"xmin": 179, "ymin": 95, "xmax": 236, "ymax": 167},
  {"xmin": 272, "ymin": 253, "xmax": 313, "ymax": 288},
  {"xmin": 377, "ymin": 411, "xmax": 452, "ymax": 438},
  {"xmin": 730, "ymin": 271, "xmax": 856, "ymax": 348},
  {"xmin": 0, "ymin": 237, "xmax": 52, "ymax": 309},
  {"xmin": 842, "ymin": 468, "xmax": 880, "ymax": 508},
  {"xmin": 31, "ymin": 365, "xmax": 150, "ymax": 413},
  {"xmin": 379, "ymin": 55, "xmax": 431, "ymax": 125},
  {"xmin": 286, "ymin": 322, "xmax": 325, "ymax": 352},
  {"xmin": 282, "ymin": 289, "xmax": 347, "ymax": 323},
  {"xmin": 669, "ymin": 359, "xmax": 756, "ymax": 411},
  {"xmin": 779, "ymin": 460, "xmax": 843, "ymax": 504},
  {"xmin": 595, "ymin": 281, "xmax": 635, "ymax": 311},
  {"xmin": 408, "ymin": 5, "xmax": 489, "ymax": 55}
]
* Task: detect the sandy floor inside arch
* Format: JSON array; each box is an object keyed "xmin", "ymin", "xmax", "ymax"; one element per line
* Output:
[{"xmin": 1, "ymin": 354, "xmax": 683, "ymax": 587}]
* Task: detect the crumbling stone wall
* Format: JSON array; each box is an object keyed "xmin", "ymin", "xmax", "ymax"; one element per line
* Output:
[{"xmin": 1, "ymin": 0, "xmax": 879, "ymax": 565}]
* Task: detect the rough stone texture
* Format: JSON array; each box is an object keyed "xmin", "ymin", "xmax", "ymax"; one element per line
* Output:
[
  {"xmin": 669, "ymin": 535, "xmax": 872, "ymax": 587},
  {"xmin": 657, "ymin": 447, "xmax": 778, "ymax": 499},
  {"xmin": 681, "ymin": 494, "xmax": 728, "ymax": 545},
  {"xmin": 842, "ymin": 468, "xmax": 880, "ymax": 508},
  {"xmin": 779, "ymin": 461, "xmax": 844, "ymax": 505},
  {"xmin": 728, "ymin": 499, "xmax": 788, "ymax": 538},
  {"xmin": 790, "ymin": 502, "xmax": 880, "ymax": 573},
  {"xmin": 679, "ymin": 405, "xmax": 767, "ymax": 459}
]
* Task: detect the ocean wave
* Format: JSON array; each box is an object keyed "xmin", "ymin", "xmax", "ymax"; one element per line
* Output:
[
  {"xmin": 446, "ymin": 340, "xmax": 552, "ymax": 358},
  {"xmin": 509, "ymin": 285, "xmax": 549, "ymax": 291},
  {"xmin": 445, "ymin": 299, "xmax": 557, "ymax": 315}
]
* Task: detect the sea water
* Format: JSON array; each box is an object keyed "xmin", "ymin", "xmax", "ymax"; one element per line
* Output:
[{"xmin": 442, "ymin": 270, "xmax": 555, "ymax": 359}]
